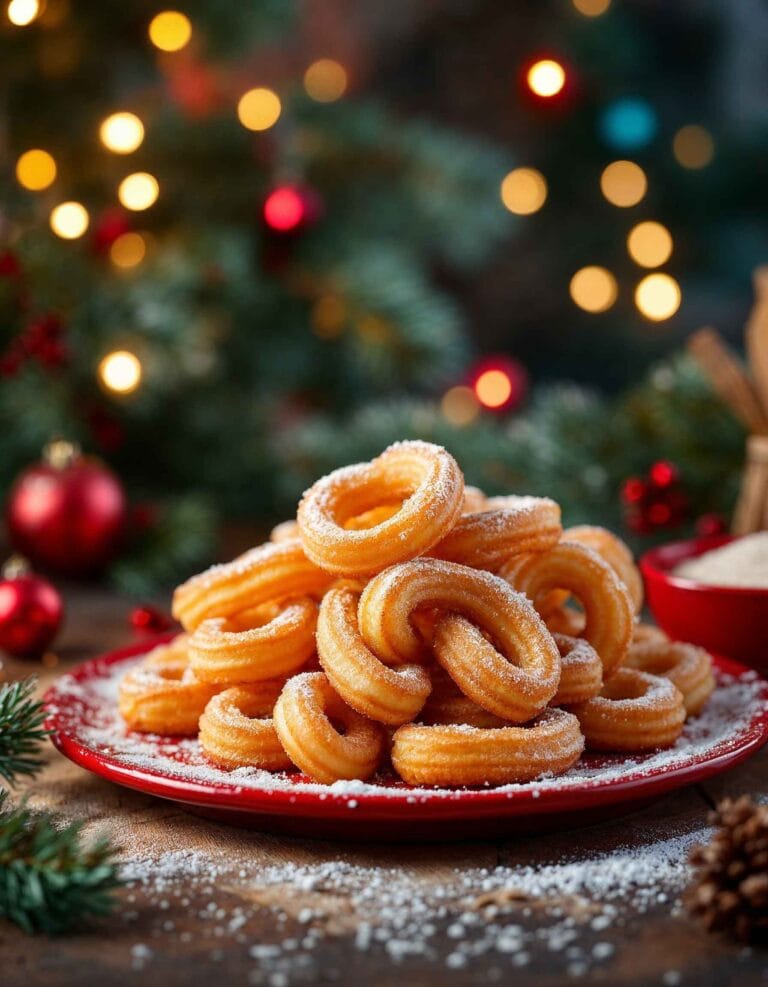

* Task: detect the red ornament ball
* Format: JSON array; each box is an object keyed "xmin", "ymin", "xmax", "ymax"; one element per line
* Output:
[
  {"xmin": 130, "ymin": 604, "xmax": 174, "ymax": 634},
  {"xmin": 0, "ymin": 565, "xmax": 63, "ymax": 658},
  {"xmin": 6, "ymin": 441, "xmax": 127, "ymax": 576}
]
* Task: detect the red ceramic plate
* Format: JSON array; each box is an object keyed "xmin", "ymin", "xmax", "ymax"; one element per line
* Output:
[{"xmin": 45, "ymin": 637, "xmax": 768, "ymax": 841}]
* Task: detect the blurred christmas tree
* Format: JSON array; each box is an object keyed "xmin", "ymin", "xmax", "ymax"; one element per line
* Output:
[
  {"xmin": 0, "ymin": 0, "xmax": 757, "ymax": 590},
  {"xmin": 0, "ymin": 0, "xmax": 513, "ymax": 587}
]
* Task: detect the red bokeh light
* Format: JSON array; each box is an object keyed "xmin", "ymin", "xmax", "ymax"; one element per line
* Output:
[{"xmin": 263, "ymin": 186, "xmax": 306, "ymax": 232}]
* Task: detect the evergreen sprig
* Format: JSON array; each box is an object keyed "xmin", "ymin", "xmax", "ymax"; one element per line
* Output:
[
  {"xmin": 0, "ymin": 678, "xmax": 50, "ymax": 787},
  {"xmin": 0, "ymin": 792, "xmax": 122, "ymax": 935}
]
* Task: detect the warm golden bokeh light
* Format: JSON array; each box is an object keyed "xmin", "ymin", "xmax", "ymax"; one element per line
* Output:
[
  {"xmin": 569, "ymin": 266, "xmax": 618, "ymax": 313},
  {"xmin": 304, "ymin": 59, "xmax": 348, "ymax": 102},
  {"xmin": 572, "ymin": 0, "xmax": 611, "ymax": 15},
  {"xmin": 16, "ymin": 149, "xmax": 56, "ymax": 190},
  {"xmin": 49, "ymin": 201, "xmax": 89, "ymax": 239},
  {"xmin": 500, "ymin": 168, "xmax": 547, "ymax": 215},
  {"xmin": 110, "ymin": 232, "xmax": 147, "ymax": 269},
  {"xmin": 475, "ymin": 369, "xmax": 513, "ymax": 409},
  {"xmin": 441, "ymin": 385, "xmax": 480, "ymax": 426},
  {"xmin": 673, "ymin": 125, "xmax": 715, "ymax": 170},
  {"xmin": 627, "ymin": 221, "xmax": 673, "ymax": 268},
  {"xmin": 600, "ymin": 160, "xmax": 647, "ymax": 207},
  {"xmin": 7, "ymin": 0, "xmax": 39, "ymax": 26},
  {"xmin": 527, "ymin": 59, "xmax": 566, "ymax": 98},
  {"xmin": 100, "ymin": 112, "xmax": 144, "ymax": 154},
  {"xmin": 237, "ymin": 87, "xmax": 282, "ymax": 131},
  {"xmin": 311, "ymin": 295, "xmax": 346, "ymax": 339},
  {"xmin": 148, "ymin": 10, "xmax": 191, "ymax": 52},
  {"xmin": 98, "ymin": 350, "xmax": 143, "ymax": 394},
  {"xmin": 635, "ymin": 273, "xmax": 681, "ymax": 321},
  {"xmin": 118, "ymin": 172, "xmax": 159, "ymax": 211}
]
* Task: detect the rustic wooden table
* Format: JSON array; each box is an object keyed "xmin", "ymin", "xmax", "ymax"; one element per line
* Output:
[{"xmin": 2, "ymin": 587, "xmax": 767, "ymax": 987}]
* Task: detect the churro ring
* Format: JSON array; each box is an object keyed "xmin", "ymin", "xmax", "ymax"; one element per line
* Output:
[
  {"xmin": 316, "ymin": 586, "xmax": 432, "ymax": 725},
  {"xmin": 119, "ymin": 649, "xmax": 220, "ymax": 735},
  {"xmin": 199, "ymin": 682, "xmax": 292, "ymax": 770},
  {"xmin": 172, "ymin": 539, "xmax": 332, "ymax": 631},
  {"xmin": 296, "ymin": 440, "xmax": 465, "ymax": 577},
  {"xmin": 359, "ymin": 557, "xmax": 556, "ymax": 669},
  {"xmin": 141, "ymin": 633, "xmax": 189, "ymax": 675},
  {"xmin": 544, "ymin": 605, "xmax": 585, "ymax": 637},
  {"xmin": 431, "ymin": 609, "xmax": 560, "ymax": 722},
  {"xmin": 391, "ymin": 708, "xmax": 584, "ymax": 787},
  {"xmin": 632, "ymin": 622, "xmax": 669, "ymax": 648},
  {"xmin": 563, "ymin": 525, "xmax": 643, "ymax": 613},
  {"xmin": 568, "ymin": 668, "xmax": 685, "ymax": 752},
  {"xmin": 273, "ymin": 672, "xmax": 386, "ymax": 783},
  {"xmin": 499, "ymin": 542, "xmax": 633, "ymax": 678},
  {"xmin": 188, "ymin": 597, "xmax": 318, "ymax": 684},
  {"xmin": 431, "ymin": 496, "xmax": 562, "ymax": 571},
  {"xmin": 625, "ymin": 640, "xmax": 715, "ymax": 716},
  {"xmin": 551, "ymin": 633, "xmax": 603, "ymax": 706},
  {"xmin": 420, "ymin": 668, "xmax": 509, "ymax": 728},
  {"xmin": 462, "ymin": 486, "xmax": 487, "ymax": 512}
]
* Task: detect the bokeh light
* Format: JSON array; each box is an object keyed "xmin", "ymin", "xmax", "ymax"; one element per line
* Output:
[
  {"xmin": 49, "ymin": 201, "xmax": 89, "ymax": 239},
  {"xmin": 635, "ymin": 273, "xmax": 681, "ymax": 321},
  {"xmin": 441, "ymin": 385, "xmax": 480, "ymax": 426},
  {"xmin": 16, "ymin": 149, "xmax": 56, "ymax": 190},
  {"xmin": 100, "ymin": 112, "xmax": 144, "ymax": 154},
  {"xmin": 263, "ymin": 186, "xmax": 305, "ymax": 232},
  {"xmin": 118, "ymin": 172, "xmax": 159, "ymax": 211},
  {"xmin": 599, "ymin": 97, "xmax": 657, "ymax": 152},
  {"xmin": 600, "ymin": 160, "xmax": 647, "ymax": 207},
  {"xmin": 237, "ymin": 87, "xmax": 281, "ymax": 131},
  {"xmin": 673, "ymin": 125, "xmax": 715, "ymax": 170},
  {"xmin": 569, "ymin": 266, "xmax": 618, "ymax": 313},
  {"xmin": 304, "ymin": 59, "xmax": 348, "ymax": 102},
  {"xmin": 572, "ymin": 0, "xmax": 611, "ymax": 15},
  {"xmin": 110, "ymin": 232, "xmax": 146, "ymax": 269},
  {"xmin": 7, "ymin": 0, "xmax": 39, "ymax": 26},
  {"xmin": 98, "ymin": 350, "xmax": 142, "ymax": 394},
  {"xmin": 627, "ymin": 221, "xmax": 673, "ymax": 268},
  {"xmin": 526, "ymin": 59, "xmax": 566, "ymax": 98},
  {"xmin": 148, "ymin": 10, "xmax": 191, "ymax": 52},
  {"xmin": 311, "ymin": 295, "xmax": 346, "ymax": 338},
  {"xmin": 475, "ymin": 369, "xmax": 513, "ymax": 409},
  {"xmin": 500, "ymin": 168, "xmax": 547, "ymax": 215}
]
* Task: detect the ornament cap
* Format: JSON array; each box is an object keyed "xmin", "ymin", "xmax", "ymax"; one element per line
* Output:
[
  {"xmin": 43, "ymin": 438, "xmax": 81, "ymax": 471},
  {"xmin": 2, "ymin": 555, "xmax": 31, "ymax": 580}
]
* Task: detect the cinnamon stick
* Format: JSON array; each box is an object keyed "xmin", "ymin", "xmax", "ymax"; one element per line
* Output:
[
  {"xmin": 745, "ymin": 266, "xmax": 768, "ymax": 419},
  {"xmin": 688, "ymin": 327, "xmax": 768, "ymax": 434}
]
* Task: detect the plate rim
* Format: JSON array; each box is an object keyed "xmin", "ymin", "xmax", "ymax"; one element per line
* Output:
[{"xmin": 44, "ymin": 637, "xmax": 768, "ymax": 822}]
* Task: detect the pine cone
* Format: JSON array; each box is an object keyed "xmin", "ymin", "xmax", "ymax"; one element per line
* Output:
[{"xmin": 686, "ymin": 796, "xmax": 768, "ymax": 943}]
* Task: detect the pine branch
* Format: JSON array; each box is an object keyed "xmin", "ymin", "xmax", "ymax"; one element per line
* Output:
[
  {"xmin": 0, "ymin": 679, "xmax": 51, "ymax": 787},
  {"xmin": 0, "ymin": 792, "xmax": 122, "ymax": 935}
]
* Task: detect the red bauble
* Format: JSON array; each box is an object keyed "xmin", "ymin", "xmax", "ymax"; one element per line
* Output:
[
  {"xmin": 0, "ymin": 563, "xmax": 63, "ymax": 658},
  {"xmin": 622, "ymin": 460, "xmax": 689, "ymax": 534},
  {"xmin": 6, "ymin": 442, "xmax": 127, "ymax": 576}
]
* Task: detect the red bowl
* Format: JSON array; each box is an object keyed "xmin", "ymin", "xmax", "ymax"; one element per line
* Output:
[{"xmin": 640, "ymin": 535, "xmax": 768, "ymax": 672}]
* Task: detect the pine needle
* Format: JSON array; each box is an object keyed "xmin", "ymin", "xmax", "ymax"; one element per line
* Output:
[
  {"xmin": 0, "ymin": 792, "xmax": 122, "ymax": 934},
  {"xmin": 0, "ymin": 678, "xmax": 51, "ymax": 786}
]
